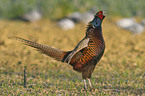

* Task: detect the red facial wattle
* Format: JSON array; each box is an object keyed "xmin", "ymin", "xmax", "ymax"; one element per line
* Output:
[{"xmin": 96, "ymin": 11, "xmax": 104, "ymax": 20}]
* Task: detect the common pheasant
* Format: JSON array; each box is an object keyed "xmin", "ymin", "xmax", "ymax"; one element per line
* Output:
[{"xmin": 11, "ymin": 11, "xmax": 105, "ymax": 89}]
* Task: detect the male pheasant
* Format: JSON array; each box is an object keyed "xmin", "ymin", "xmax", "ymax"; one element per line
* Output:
[{"xmin": 11, "ymin": 11, "xmax": 105, "ymax": 89}]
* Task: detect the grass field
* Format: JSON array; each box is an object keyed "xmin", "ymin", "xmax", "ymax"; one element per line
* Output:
[{"xmin": 0, "ymin": 18, "xmax": 145, "ymax": 95}]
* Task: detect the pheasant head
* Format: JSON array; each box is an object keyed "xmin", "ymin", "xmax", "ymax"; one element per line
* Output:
[{"xmin": 88, "ymin": 11, "xmax": 105, "ymax": 28}]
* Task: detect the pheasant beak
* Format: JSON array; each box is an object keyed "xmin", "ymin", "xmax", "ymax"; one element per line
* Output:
[{"xmin": 103, "ymin": 11, "xmax": 107, "ymax": 16}]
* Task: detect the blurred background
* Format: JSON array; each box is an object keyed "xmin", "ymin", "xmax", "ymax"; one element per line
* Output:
[
  {"xmin": 0, "ymin": 0, "xmax": 145, "ymax": 32},
  {"xmin": 0, "ymin": 0, "xmax": 145, "ymax": 19},
  {"xmin": 0, "ymin": 0, "xmax": 145, "ymax": 95}
]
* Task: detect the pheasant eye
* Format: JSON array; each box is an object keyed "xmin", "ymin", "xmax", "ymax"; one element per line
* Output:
[{"xmin": 99, "ymin": 15, "xmax": 103, "ymax": 19}]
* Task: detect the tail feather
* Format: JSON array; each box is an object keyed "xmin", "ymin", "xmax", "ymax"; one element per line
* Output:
[{"xmin": 9, "ymin": 36, "xmax": 66, "ymax": 61}]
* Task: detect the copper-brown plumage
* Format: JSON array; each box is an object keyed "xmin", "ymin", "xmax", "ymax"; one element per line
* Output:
[{"xmin": 11, "ymin": 11, "xmax": 105, "ymax": 89}]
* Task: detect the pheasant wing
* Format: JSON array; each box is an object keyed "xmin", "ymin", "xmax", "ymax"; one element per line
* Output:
[{"xmin": 64, "ymin": 37, "xmax": 89, "ymax": 63}]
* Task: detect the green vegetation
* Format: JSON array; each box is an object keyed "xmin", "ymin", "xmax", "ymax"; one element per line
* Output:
[
  {"xmin": 0, "ymin": 0, "xmax": 145, "ymax": 19},
  {"xmin": 0, "ymin": 18, "xmax": 145, "ymax": 95}
]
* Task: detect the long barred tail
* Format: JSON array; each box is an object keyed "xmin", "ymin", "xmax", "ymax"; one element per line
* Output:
[{"xmin": 9, "ymin": 36, "xmax": 66, "ymax": 61}]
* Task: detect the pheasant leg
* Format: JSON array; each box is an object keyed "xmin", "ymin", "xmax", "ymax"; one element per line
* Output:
[
  {"xmin": 88, "ymin": 78, "xmax": 93, "ymax": 88},
  {"xmin": 84, "ymin": 79, "xmax": 87, "ymax": 89}
]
